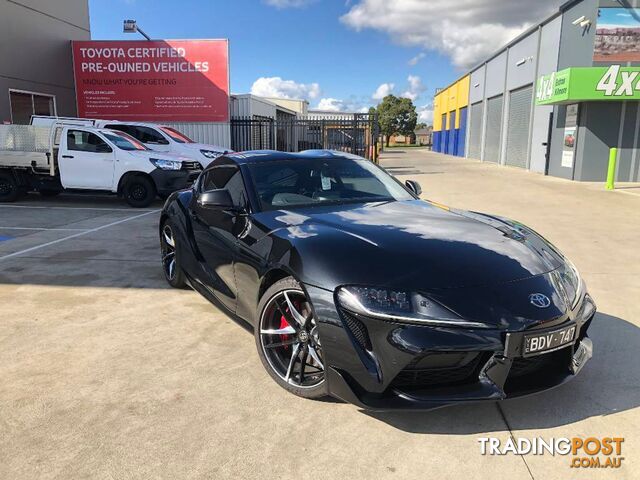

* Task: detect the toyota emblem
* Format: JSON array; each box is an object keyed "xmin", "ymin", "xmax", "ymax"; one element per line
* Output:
[{"xmin": 529, "ymin": 293, "xmax": 551, "ymax": 308}]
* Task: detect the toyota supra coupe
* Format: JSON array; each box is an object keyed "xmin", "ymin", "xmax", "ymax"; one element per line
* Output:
[{"xmin": 159, "ymin": 150, "xmax": 595, "ymax": 410}]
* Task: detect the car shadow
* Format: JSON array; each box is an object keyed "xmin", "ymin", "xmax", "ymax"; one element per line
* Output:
[{"xmin": 362, "ymin": 312, "xmax": 640, "ymax": 434}]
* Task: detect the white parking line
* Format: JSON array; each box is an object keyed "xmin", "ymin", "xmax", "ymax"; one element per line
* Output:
[
  {"xmin": 0, "ymin": 227, "xmax": 88, "ymax": 231},
  {"xmin": 0, "ymin": 204, "xmax": 157, "ymax": 212},
  {"xmin": 0, "ymin": 210, "xmax": 160, "ymax": 262}
]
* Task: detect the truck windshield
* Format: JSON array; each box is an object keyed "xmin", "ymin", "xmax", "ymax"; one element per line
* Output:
[
  {"xmin": 159, "ymin": 126, "xmax": 194, "ymax": 144},
  {"xmin": 103, "ymin": 132, "xmax": 149, "ymax": 151}
]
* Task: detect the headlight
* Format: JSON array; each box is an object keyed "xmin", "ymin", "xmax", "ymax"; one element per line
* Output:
[
  {"xmin": 200, "ymin": 149, "xmax": 224, "ymax": 159},
  {"xmin": 558, "ymin": 260, "xmax": 583, "ymax": 308},
  {"xmin": 336, "ymin": 286, "xmax": 489, "ymax": 328},
  {"xmin": 150, "ymin": 158, "xmax": 182, "ymax": 170}
]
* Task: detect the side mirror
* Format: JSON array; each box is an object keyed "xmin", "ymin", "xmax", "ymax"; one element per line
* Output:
[
  {"xmin": 405, "ymin": 179, "xmax": 422, "ymax": 196},
  {"xmin": 198, "ymin": 189, "xmax": 234, "ymax": 208}
]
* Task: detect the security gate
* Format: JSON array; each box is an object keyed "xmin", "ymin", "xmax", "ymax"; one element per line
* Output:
[
  {"xmin": 468, "ymin": 102, "xmax": 484, "ymax": 159},
  {"xmin": 230, "ymin": 114, "xmax": 380, "ymax": 161},
  {"xmin": 505, "ymin": 85, "xmax": 533, "ymax": 169},
  {"xmin": 484, "ymin": 95, "xmax": 503, "ymax": 163}
]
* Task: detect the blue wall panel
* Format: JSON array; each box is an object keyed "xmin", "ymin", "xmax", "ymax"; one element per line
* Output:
[{"xmin": 447, "ymin": 111, "xmax": 456, "ymax": 155}]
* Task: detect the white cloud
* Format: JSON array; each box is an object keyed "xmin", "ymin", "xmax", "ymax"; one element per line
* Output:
[
  {"xmin": 417, "ymin": 103, "xmax": 434, "ymax": 124},
  {"xmin": 264, "ymin": 0, "xmax": 316, "ymax": 8},
  {"xmin": 408, "ymin": 52, "xmax": 426, "ymax": 66},
  {"xmin": 316, "ymin": 98, "xmax": 344, "ymax": 111},
  {"xmin": 341, "ymin": 0, "xmax": 562, "ymax": 69},
  {"xmin": 251, "ymin": 76, "xmax": 321, "ymax": 100},
  {"xmin": 315, "ymin": 96, "xmax": 372, "ymax": 112},
  {"xmin": 401, "ymin": 75, "xmax": 426, "ymax": 101},
  {"xmin": 372, "ymin": 82, "xmax": 394, "ymax": 100}
]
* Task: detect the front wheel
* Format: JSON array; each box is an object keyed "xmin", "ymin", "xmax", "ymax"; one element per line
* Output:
[
  {"xmin": 255, "ymin": 277, "xmax": 327, "ymax": 399},
  {"xmin": 160, "ymin": 220, "xmax": 187, "ymax": 289},
  {"xmin": 123, "ymin": 175, "xmax": 156, "ymax": 208},
  {"xmin": 0, "ymin": 171, "xmax": 20, "ymax": 202}
]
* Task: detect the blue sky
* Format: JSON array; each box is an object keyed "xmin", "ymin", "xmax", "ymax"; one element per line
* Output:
[{"xmin": 87, "ymin": 0, "xmax": 565, "ymax": 122}]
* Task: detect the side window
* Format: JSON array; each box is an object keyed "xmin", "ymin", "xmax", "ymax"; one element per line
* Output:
[
  {"xmin": 131, "ymin": 126, "xmax": 169, "ymax": 145},
  {"xmin": 67, "ymin": 130, "xmax": 112, "ymax": 153},
  {"xmin": 201, "ymin": 166, "xmax": 247, "ymax": 207},
  {"xmin": 105, "ymin": 124, "xmax": 131, "ymax": 136}
]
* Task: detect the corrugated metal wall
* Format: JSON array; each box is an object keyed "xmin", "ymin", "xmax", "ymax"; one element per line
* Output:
[
  {"xmin": 484, "ymin": 95, "xmax": 503, "ymax": 163},
  {"xmin": 505, "ymin": 85, "xmax": 533, "ymax": 169},
  {"xmin": 163, "ymin": 122, "xmax": 231, "ymax": 149},
  {"xmin": 468, "ymin": 102, "xmax": 484, "ymax": 159}
]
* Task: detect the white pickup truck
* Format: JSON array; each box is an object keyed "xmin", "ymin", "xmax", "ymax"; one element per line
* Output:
[
  {"xmin": 0, "ymin": 123, "xmax": 201, "ymax": 207},
  {"xmin": 31, "ymin": 116, "xmax": 231, "ymax": 167}
]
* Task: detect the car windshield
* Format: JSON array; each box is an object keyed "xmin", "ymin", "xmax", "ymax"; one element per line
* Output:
[
  {"xmin": 159, "ymin": 126, "xmax": 194, "ymax": 143},
  {"xmin": 248, "ymin": 157, "xmax": 414, "ymax": 211},
  {"xmin": 103, "ymin": 131, "xmax": 149, "ymax": 151}
]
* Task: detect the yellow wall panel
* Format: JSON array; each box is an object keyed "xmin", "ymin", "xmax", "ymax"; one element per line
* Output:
[{"xmin": 433, "ymin": 75, "xmax": 470, "ymax": 131}]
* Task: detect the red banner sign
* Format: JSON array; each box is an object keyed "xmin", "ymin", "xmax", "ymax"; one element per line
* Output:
[{"xmin": 72, "ymin": 40, "xmax": 229, "ymax": 122}]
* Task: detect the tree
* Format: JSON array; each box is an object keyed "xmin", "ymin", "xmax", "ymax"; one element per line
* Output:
[{"xmin": 375, "ymin": 95, "xmax": 418, "ymax": 146}]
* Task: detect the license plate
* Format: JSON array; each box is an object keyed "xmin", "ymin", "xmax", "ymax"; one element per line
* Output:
[{"xmin": 523, "ymin": 324, "xmax": 577, "ymax": 357}]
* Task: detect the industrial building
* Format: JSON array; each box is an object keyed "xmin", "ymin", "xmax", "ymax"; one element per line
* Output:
[
  {"xmin": 0, "ymin": 0, "xmax": 90, "ymax": 124},
  {"xmin": 433, "ymin": 0, "xmax": 640, "ymax": 182}
]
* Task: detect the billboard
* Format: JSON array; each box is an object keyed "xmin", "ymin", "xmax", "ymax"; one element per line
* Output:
[
  {"xmin": 536, "ymin": 66, "xmax": 640, "ymax": 105},
  {"xmin": 72, "ymin": 40, "xmax": 229, "ymax": 122},
  {"xmin": 594, "ymin": 8, "xmax": 640, "ymax": 62}
]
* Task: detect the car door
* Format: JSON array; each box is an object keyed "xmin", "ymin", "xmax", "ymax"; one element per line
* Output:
[
  {"xmin": 189, "ymin": 163, "xmax": 249, "ymax": 313},
  {"xmin": 58, "ymin": 129, "xmax": 115, "ymax": 189}
]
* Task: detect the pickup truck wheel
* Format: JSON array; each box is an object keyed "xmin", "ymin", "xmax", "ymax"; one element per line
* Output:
[
  {"xmin": 123, "ymin": 175, "xmax": 156, "ymax": 208},
  {"xmin": 0, "ymin": 172, "xmax": 20, "ymax": 202}
]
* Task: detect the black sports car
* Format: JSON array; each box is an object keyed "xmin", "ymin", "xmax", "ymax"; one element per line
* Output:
[{"xmin": 159, "ymin": 150, "xmax": 595, "ymax": 410}]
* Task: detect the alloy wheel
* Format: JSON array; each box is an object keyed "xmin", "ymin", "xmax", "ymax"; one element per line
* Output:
[
  {"xmin": 259, "ymin": 289, "xmax": 325, "ymax": 388},
  {"xmin": 161, "ymin": 224, "xmax": 177, "ymax": 281}
]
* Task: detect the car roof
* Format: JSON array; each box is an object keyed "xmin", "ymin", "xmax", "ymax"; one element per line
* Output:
[{"xmin": 224, "ymin": 149, "xmax": 365, "ymax": 165}]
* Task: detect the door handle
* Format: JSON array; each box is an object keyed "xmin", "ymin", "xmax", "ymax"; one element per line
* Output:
[{"xmin": 62, "ymin": 155, "xmax": 74, "ymax": 159}]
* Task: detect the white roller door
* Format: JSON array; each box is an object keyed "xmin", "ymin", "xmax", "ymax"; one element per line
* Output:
[
  {"xmin": 483, "ymin": 95, "xmax": 503, "ymax": 163},
  {"xmin": 505, "ymin": 85, "xmax": 533, "ymax": 169},
  {"xmin": 468, "ymin": 102, "xmax": 483, "ymax": 159}
]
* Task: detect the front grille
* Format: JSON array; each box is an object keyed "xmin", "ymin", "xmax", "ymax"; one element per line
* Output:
[
  {"xmin": 340, "ymin": 309, "xmax": 372, "ymax": 351},
  {"xmin": 181, "ymin": 161, "xmax": 202, "ymax": 171},
  {"xmin": 390, "ymin": 352, "xmax": 487, "ymax": 388}
]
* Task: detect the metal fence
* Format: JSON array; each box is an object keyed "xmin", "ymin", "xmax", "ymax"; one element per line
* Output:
[{"xmin": 230, "ymin": 114, "xmax": 380, "ymax": 161}]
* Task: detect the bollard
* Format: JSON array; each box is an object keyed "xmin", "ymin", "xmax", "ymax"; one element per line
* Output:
[{"xmin": 606, "ymin": 148, "xmax": 617, "ymax": 190}]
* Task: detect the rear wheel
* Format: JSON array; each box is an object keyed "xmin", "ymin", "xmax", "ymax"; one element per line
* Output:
[
  {"xmin": 123, "ymin": 175, "xmax": 156, "ymax": 208},
  {"xmin": 255, "ymin": 277, "xmax": 327, "ymax": 399},
  {"xmin": 160, "ymin": 220, "xmax": 187, "ymax": 289},
  {"xmin": 0, "ymin": 171, "xmax": 19, "ymax": 202}
]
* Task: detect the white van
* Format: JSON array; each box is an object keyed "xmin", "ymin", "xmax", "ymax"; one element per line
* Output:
[
  {"xmin": 31, "ymin": 116, "xmax": 231, "ymax": 167},
  {"xmin": 0, "ymin": 123, "xmax": 201, "ymax": 207}
]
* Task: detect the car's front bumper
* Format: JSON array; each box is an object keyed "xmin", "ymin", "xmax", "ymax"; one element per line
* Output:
[
  {"xmin": 306, "ymin": 284, "xmax": 595, "ymax": 411},
  {"xmin": 150, "ymin": 167, "xmax": 201, "ymax": 196}
]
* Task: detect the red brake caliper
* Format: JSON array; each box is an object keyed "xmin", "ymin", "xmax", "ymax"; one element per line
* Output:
[{"xmin": 279, "ymin": 314, "xmax": 291, "ymax": 349}]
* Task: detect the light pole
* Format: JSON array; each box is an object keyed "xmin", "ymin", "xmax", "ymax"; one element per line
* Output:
[{"xmin": 123, "ymin": 20, "xmax": 152, "ymax": 40}]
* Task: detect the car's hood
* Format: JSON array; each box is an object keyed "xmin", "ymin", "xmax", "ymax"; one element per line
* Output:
[
  {"xmin": 254, "ymin": 200, "xmax": 564, "ymax": 290},
  {"xmin": 130, "ymin": 150, "xmax": 193, "ymax": 162},
  {"xmin": 181, "ymin": 142, "xmax": 230, "ymax": 153}
]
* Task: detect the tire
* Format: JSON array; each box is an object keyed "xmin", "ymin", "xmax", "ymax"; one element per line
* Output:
[
  {"xmin": 160, "ymin": 220, "xmax": 187, "ymax": 289},
  {"xmin": 0, "ymin": 171, "xmax": 20, "ymax": 202},
  {"xmin": 255, "ymin": 277, "xmax": 328, "ymax": 399},
  {"xmin": 123, "ymin": 175, "xmax": 156, "ymax": 208},
  {"xmin": 39, "ymin": 189, "xmax": 61, "ymax": 197}
]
